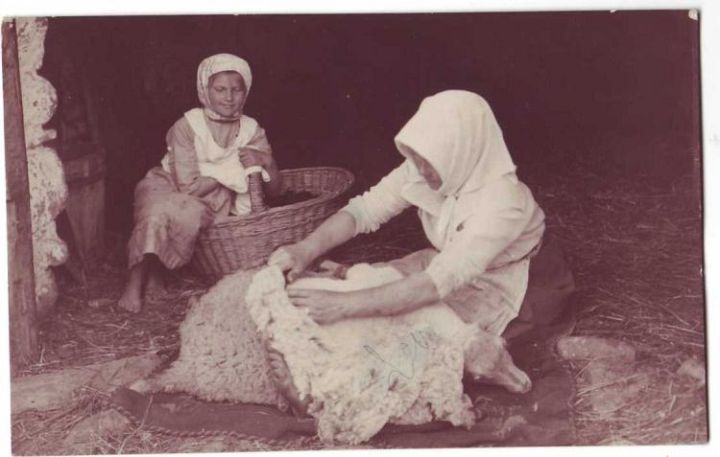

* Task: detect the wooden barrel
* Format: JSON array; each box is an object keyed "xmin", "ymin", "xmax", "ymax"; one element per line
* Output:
[{"xmin": 62, "ymin": 141, "xmax": 106, "ymax": 262}]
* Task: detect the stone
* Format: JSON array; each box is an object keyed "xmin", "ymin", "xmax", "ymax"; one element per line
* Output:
[
  {"xmin": 556, "ymin": 336, "xmax": 636, "ymax": 362},
  {"xmin": 676, "ymin": 358, "xmax": 706, "ymax": 386},
  {"xmin": 572, "ymin": 353, "xmax": 654, "ymax": 416}
]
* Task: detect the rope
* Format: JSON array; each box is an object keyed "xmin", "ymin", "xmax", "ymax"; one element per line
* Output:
[{"xmin": 101, "ymin": 395, "xmax": 319, "ymax": 448}]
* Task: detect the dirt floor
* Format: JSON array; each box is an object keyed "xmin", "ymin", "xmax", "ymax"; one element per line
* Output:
[{"xmin": 10, "ymin": 159, "xmax": 707, "ymax": 454}]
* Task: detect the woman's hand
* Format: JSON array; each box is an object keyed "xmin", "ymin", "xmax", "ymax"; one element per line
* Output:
[
  {"xmin": 286, "ymin": 288, "xmax": 352, "ymax": 325},
  {"xmin": 238, "ymin": 148, "xmax": 268, "ymax": 168},
  {"xmin": 268, "ymin": 243, "xmax": 317, "ymax": 282},
  {"xmin": 268, "ymin": 211, "xmax": 359, "ymax": 281}
]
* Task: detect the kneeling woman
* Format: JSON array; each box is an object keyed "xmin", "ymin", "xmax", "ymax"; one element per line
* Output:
[{"xmin": 270, "ymin": 90, "xmax": 546, "ymax": 336}]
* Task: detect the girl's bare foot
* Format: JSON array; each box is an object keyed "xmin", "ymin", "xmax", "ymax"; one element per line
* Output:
[
  {"xmin": 119, "ymin": 262, "xmax": 146, "ymax": 313},
  {"xmin": 145, "ymin": 270, "xmax": 167, "ymax": 300},
  {"xmin": 118, "ymin": 283, "xmax": 142, "ymax": 313}
]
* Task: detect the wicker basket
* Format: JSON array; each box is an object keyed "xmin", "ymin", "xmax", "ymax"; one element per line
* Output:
[{"xmin": 192, "ymin": 167, "xmax": 355, "ymax": 278}]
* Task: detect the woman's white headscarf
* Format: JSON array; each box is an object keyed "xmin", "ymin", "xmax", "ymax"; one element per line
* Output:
[
  {"xmin": 196, "ymin": 53, "xmax": 253, "ymax": 121},
  {"xmin": 395, "ymin": 90, "xmax": 518, "ymax": 249}
]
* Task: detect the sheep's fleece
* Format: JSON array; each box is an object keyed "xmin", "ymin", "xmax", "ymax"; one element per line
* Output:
[
  {"xmin": 246, "ymin": 265, "xmax": 477, "ymax": 444},
  {"xmin": 135, "ymin": 268, "xmax": 289, "ymax": 410},
  {"xmin": 137, "ymin": 263, "xmax": 478, "ymax": 445}
]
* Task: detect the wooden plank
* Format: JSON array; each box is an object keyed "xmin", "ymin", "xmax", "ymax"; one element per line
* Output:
[
  {"xmin": 63, "ymin": 152, "xmax": 106, "ymax": 261},
  {"xmin": 2, "ymin": 19, "xmax": 38, "ymax": 376}
]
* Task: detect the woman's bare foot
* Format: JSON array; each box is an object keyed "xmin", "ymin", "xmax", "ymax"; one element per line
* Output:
[{"xmin": 118, "ymin": 262, "xmax": 146, "ymax": 313}]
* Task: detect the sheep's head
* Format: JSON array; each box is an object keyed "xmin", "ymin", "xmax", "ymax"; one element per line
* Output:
[{"xmin": 463, "ymin": 330, "xmax": 532, "ymax": 394}]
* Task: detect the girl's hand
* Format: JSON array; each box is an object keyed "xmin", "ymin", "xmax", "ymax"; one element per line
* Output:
[
  {"xmin": 238, "ymin": 148, "xmax": 268, "ymax": 168},
  {"xmin": 286, "ymin": 288, "xmax": 352, "ymax": 325},
  {"xmin": 268, "ymin": 243, "xmax": 317, "ymax": 282}
]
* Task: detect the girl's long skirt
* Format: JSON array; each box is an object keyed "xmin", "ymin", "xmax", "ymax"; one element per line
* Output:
[{"xmin": 127, "ymin": 168, "xmax": 216, "ymax": 270}]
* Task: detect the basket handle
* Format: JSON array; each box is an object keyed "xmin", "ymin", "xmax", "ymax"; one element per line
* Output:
[{"xmin": 248, "ymin": 171, "xmax": 268, "ymax": 212}]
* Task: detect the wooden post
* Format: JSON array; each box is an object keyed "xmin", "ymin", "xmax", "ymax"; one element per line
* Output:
[{"xmin": 3, "ymin": 19, "xmax": 39, "ymax": 376}]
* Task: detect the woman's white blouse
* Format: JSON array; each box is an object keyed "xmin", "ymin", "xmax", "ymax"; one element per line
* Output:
[{"xmin": 342, "ymin": 163, "xmax": 546, "ymax": 332}]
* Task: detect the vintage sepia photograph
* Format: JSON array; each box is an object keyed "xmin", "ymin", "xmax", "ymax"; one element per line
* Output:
[{"xmin": 2, "ymin": 5, "xmax": 709, "ymax": 455}]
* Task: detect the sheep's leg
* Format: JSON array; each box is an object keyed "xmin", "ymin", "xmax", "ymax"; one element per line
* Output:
[
  {"xmin": 126, "ymin": 362, "xmax": 187, "ymax": 394},
  {"xmin": 267, "ymin": 347, "xmax": 310, "ymax": 417}
]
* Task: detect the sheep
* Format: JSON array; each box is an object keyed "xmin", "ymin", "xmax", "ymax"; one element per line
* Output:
[
  {"xmin": 132, "ymin": 261, "xmax": 530, "ymax": 445},
  {"xmin": 245, "ymin": 263, "xmax": 531, "ymax": 444}
]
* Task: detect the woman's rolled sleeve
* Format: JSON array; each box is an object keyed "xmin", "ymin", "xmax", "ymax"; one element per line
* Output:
[{"xmin": 341, "ymin": 165, "xmax": 411, "ymax": 235}]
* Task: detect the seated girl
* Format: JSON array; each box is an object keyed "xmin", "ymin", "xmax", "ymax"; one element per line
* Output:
[{"xmin": 119, "ymin": 53, "xmax": 282, "ymax": 313}]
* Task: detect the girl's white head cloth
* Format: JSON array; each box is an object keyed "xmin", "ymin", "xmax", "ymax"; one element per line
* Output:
[{"xmin": 196, "ymin": 53, "xmax": 252, "ymax": 121}]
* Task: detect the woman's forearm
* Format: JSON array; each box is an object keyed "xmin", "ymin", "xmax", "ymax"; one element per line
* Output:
[
  {"xmin": 346, "ymin": 272, "xmax": 440, "ymax": 319},
  {"xmin": 300, "ymin": 211, "xmax": 358, "ymax": 259}
]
